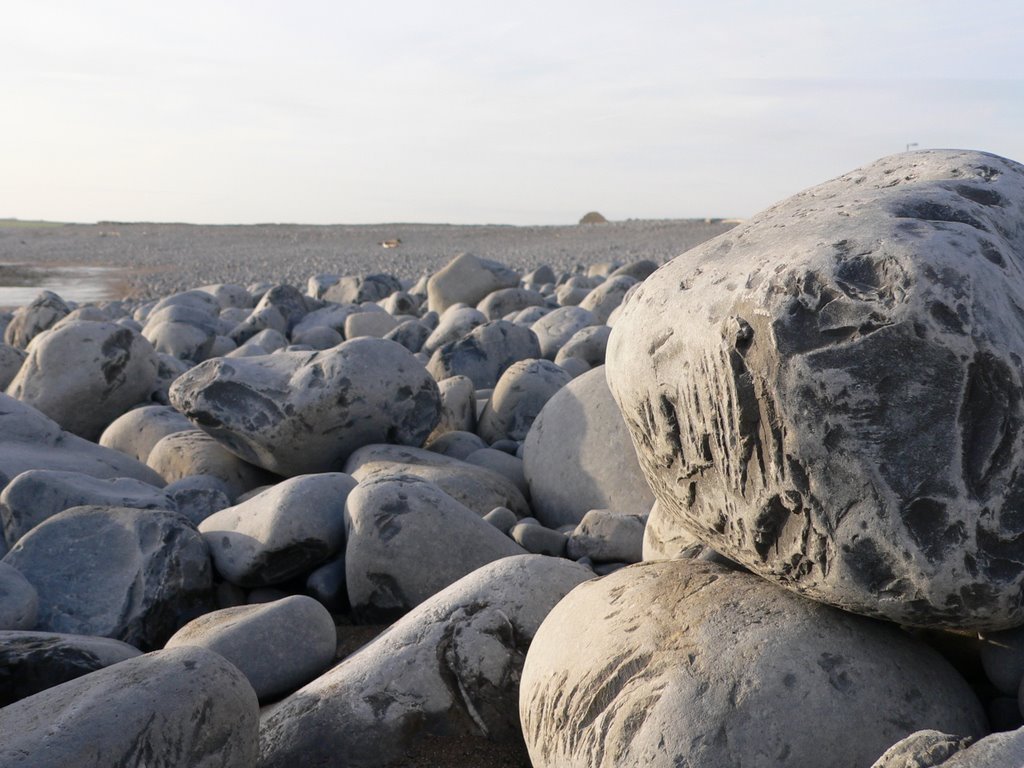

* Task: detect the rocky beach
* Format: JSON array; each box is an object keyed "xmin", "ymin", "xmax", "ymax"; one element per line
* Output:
[{"xmin": 3, "ymin": 149, "xmax": 1024, "ymax": 767}]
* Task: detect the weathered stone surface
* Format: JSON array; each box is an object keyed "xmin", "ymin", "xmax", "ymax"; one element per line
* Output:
[
  {"xmin": 520, "ymin": 559, "xmax": 986, "ymax": 768},
  {"xmin": 0, "ymin": 343, "xmax": 25, "ymax": 389},
  {"xmin": 99, "ymin": 404, "xmax": 195, "ymax": 463},
  {"xmin": 477, "ymin": 359, "xmax": 572, "ymax": 443},
  {"xmin": 872, "ymin": 727, "xmax": 1024, "ymax": 767},
  {"xmin": 7, "ymin": 320, "xmax": 159, "ymax": 440},
  {"xmin": 0, "ymin": 630, "xmax": 142, "ymax": 706},
  {"xmin": 0, "ymin": 394, "xmax": 165, "ymax": 487},
  {"xmin": 345, "ymin": 474, "xmax": 527, "ymax": 620},
  {"xmin": 345, "ymin": 444, "xmax": 531, "ymax": 518},
  {"xmin": 3, "ymin": 290, "xmax": 70, "ymax": 349},
  {"xmin": 198, "ymin": 472, "xmax": 355, "ymax": 587},
  {"xmin": 642, "ymin": 498, "xmax": 704, "ymax": 561},
  {"xmin": 427, "ymin": 253, "xmax": 521, "ymax": 314},
  {"xmin": 429, "ymin": 374, "xmax": 477, "ymax": 438},
  {"xmin": 524, "ymin": 366, "xmax": 654, "ymax": 527},
  {"xmin": 566, "ymin": 508, "xmax": 646, "ymax": 563},
  {"xmin": 147, "ymin": 429, "xmax": 275, "ymax": 500},
  {"xmin": 165, "ymin": 595, "xmax": 336, "ymax": 701},
  {"xmin": 3, "ymin": 506, "xmax": 213, "ymax": 650},
  {"xmin": 259, "ymin": 555, "xmax": 591, "ymax": 767},
  {"xmin": 170, "ymin": 339, "xmax": 441, "ymax": 476},
  {"xmin": 0, "ymin": 561, "xmax": 37, "ymax": 629},
  {"xmin": 531, "ymin": 306, "xmax": 598, "ymax": 360},
  {"xmin": 1, "ymin": 469, "xmax": 172, "ymax": 545},
  {"xmin": 606, "ymin": 150, "xmax": 1024, "ymax": 630},
  {"xmin": 427, "ymin": 320, "xmax": 541, "ymax": 389},
  {"xmin": 0, "ymin": 645, "xmax": 258, "ymax": 768},
  {"xmin": 344, "ymin": 308, "xmax": 398, "ymax": 339}
]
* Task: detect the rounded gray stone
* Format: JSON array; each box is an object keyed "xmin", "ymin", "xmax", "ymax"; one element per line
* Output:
[
  {"xmin": 530, "ymin": 306, "xmax": 599, "ymax": 360},
  {"xmin": 566, "ymin": 508, "xmax": 646, "ymax": 563},
  {"xmin": 477, "ymin": 358, "xmax": 572, "ymax": 443},
  {"xmin": 578, "ymin": 274, "xmax": 638, "ymax": 323},
  {"xmin": 99, "ymin": 404, "xmax": 195, "ymax": 463},
  {"xmin": 510, "ymin": 522, "xmax": 567, "ymax": 557},
  {"xmin": 427, "ymin": 320, "xmax": 542, "ymax": 390},
  {"xmin": 3, "ymin": 290, "xmax": 70, "ymax": 349},
  {"xmin": 147, "ymin": 429, "xmax": 275, "ymax": 501},
  {"xmin": 0, "ymin": 561, "xmax": 38, "ymax": 630},
  {"xmin": 427, "ymin": 253, "xmax": 521, "ymax": 314}
]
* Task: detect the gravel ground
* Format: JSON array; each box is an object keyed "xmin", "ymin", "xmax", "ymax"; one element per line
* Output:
[{"xmin": 0, "ymin": 219, "xmax": 737, "ymax": 302}]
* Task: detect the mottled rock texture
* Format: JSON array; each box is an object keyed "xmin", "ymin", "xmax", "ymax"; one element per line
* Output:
[
  {"xmin": 520, "ymin": 559, "xmax": 986, "ymax": 768},
  {"xmin": 607, "ymin": 149, "xmax": 1024, "ymax": 630}
]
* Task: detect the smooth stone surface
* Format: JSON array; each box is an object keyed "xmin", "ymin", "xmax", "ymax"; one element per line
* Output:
[
  {"xmin": 1, "ymin": 469, "xmax": 171, "ymax": 545},
  {"xmin": 520, "ymin": 559, "xmax": 987, "ymax": 768},
  {"xmin": 383, "ymin": 318, "xmax": 429, "ymax": 352},
  {"xmin": 607, "ymin": 150, "xmax": 1024, "ymax": 630},
  {"xmin": 345, "ymin": 474, "xmax": 527, "ymax": 620},
  {"xmin": 0, "ymin": 561, "xmax": 38, "ymax": 630},
  {"xmin": 483, "ymin": 505, "xmax": 519, "ymax": 534},
  {"xmin": 566, "ymin": 508, "xmax": 646, "ymax": 563},
  {"xmin": 478, "ymin": 287, "xmax": 547, "ymax": 320},
  {"xmin": 99, "ymin": 404, "xmax": 195, "ymax": 463},
  {"xmin": 3, "ymin": 506, "xmax": 213, "ymax": 650},
  {"xmin": 147, "ymin": 429, "xmax": 275, "ymax": 500},
  {"xmin": 465, "ymin": 448, "xmax": 529, "ymax": 500},
  {"xmin": 429, "ymin": 374, "xmax": 477, "ymax": 438},
  {"xmin": 170, "ymin": 338, "xmax": 441, "ymax": 476},
  {"xmin": 344, "ymin": 443, "xmax": 531, "ymax": 518},
  {"xmin": 0, "ymin": 646, "xmax": 259, "ymax": 768},
  {"xmin": 7, "ymin": 320, "xmax": 159, "ymax": 440},
  {"xmin": 554, "ymin": 324, "xmax": 611, "ymax": 368},
  {"xmin": 259, "ymin": 555, "xmax": 592, "ymax": 767},
  {"xmin": 531, "ymin": 306, "xmax": 599, "ymax": 360},
  {"xmin": 163, "ymin": 477, "xmax": 232, "ymax": 526},
  {"xmin": 165, "ymin": 595, "xmax": 336, "ymax": 701},
  {"xmin": 477, "ymin": 358, "xmax": 572, "ymax": 443},
  {"xmin": 199, "ymin": 472, "xmax": 356, "ymax": 588},
  {"xmin": 427, "ymin": 252, "xmax": 521, "ymax": 314},
  {"xmin": 578, "ymin": 274, "xmax": 638, "ymax": 323},
  {"xmin": 427, "ymin": 320, "xmax": 542, "ymax": 390},
  {"xmin": 305, "ymin": 552, "xmax": 348, "ymax": 613},
  {"xmin": 510, "ymin": 522, "xmax": 567, "ymax": 557},
  {"xmin": 0, "ymin": 393, "xmax": 165, "ymax": 487},
  {"xmin": 523, "ymin": 366, "xmax": 655, "ymax": 527},
  {"xmin": 422, "ymin": 306, "xmax": 487, "ymax": 355},
  {"xmin": 0, "ymin": 343, "xmax": 26, "ymax": 390},
  {"xmin": 323, "ymin": 273, "xmax": 401, "ymax": 305},
  {"xmin": 425, "ymin": 429, "xmax": 489, "ymax": 460},
  {"xmin": 344, "ymin": 309, "xmax": 399, "ymax": 339},
  {"xmin": 0, "ymin": 630, "xmax": 142, "ymax": 706}
]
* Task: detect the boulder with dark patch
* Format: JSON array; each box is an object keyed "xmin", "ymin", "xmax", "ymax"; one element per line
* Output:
[
  {"xmin": 607, "ymin": 149, "xmax": 1024, "ymax": 630},
  {"xmin": 427, "ymin": 320, "xmax": 541, "ymax": 390}
]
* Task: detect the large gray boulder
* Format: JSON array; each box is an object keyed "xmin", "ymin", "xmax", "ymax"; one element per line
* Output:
[
  {"xmin": 524, "ymin": 366, "xmax": 654, "ymax": 527},
  {"xmin": 0, "ymin": 630, "xmax": 142, "ymax": 706},
  {"xmin": 3, "ymin": 506, "xmax": 213, "ymax": 650},
  {"xmin": 0, "ymin": 646, "xmax": 258, "ymax": 768},
  {"xmin": 259, "ymin": 555, "xmax": 592, "ymax": 768},
  {"xmin": 345, "ymin": 474, "xmax": 527, "ymax": 620},
  {"xmin": 170, "ymin": 338, "xmax": 441, "ymax": 476},
  {"xmin": 427, "ymin": 320, "xmax": 541, "ymax": 389},
  {"xmin": 606, "ymin": 149, "xmax": 1024, "ymax": 630},
  {"xmin": 426, "ymin": 253, "xmax": 521, "ymax": 314},
  {"xmin": 520, "ymin": 559, "xmax": 987, "ymax": 768},
  {"xmin": 0, "ymin": 394, "xmax": 165, "ymax": 487},
  {"xmin": 477, "ymin": 358, "xmax": 572, "ymax": 443}
]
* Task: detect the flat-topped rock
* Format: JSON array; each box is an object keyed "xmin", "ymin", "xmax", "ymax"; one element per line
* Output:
[{"xmin": 607, "ymin": 149, "xmax": 1024, "ymax": 630}]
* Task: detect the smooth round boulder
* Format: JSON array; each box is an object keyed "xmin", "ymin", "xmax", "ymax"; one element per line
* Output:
[
  {"xmin": 477, "ymin": 358, "xmax": 572, "ymax": 444},
  {"xmin": 606, "ymin": 149, "xmax": 1024, "ymax": 630},
  {"xmin": 520, "ymin": 559, "xmax": 987, "ymax": 768},
  {"xmin": 165, "ymin": 595, "xmax": 336, "ymax": 701},
  {"xmin": 0, "ymin": 561, "xmax": 38, "ymax": 630},
  {"xmin": 99, "ymin": 404, "xmax": 195, "ymax": 463},
  {"xmin": 147, "ymin": 429, "xmax": 275, "ymax": 501},
  {"xmin": 0, "ymin": 645, "xmax": 258, "ymax": 768},
  {"xmin": 3, "ymin": 506, "xmax": 213, "ymax": 650},
  {"xmin": 427, "ymin": 253, "xmax": 521, "ymax": 314},
  {"xmin": 6, "ymin": 320, "xmax": 159, "ymax": 440},
  {"xmin": 427, "ymin": 320, "xmax": 542, "ymax": 390},
  {"xmin": 578, "ymin": 274, "xmax": 638, "ymax": 323},
  {"xmin": 554, "ymin": 324, "xmax": 611, "ymax": 369},
  {"xmin": 524, "ymin": 366, "xmax": 654, "ymax": 527},
  {"xmin": 170, "ymin": 338, "xmax": 441, "ymax": 476},
  {"xmin": 531, "ymin": 306, "xmax": 598, "ymax": 360},
  {"xmin": 477, "ymin": 287, "xmax": 547, "ymax": 320}
]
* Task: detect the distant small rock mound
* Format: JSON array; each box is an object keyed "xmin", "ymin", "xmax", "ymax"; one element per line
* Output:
[{"xmin": 578, "ymin": 211, "xmax": 608, "ymax": 225}]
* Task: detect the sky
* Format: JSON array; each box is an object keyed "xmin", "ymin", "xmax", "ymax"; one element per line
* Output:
[{"xmin": 2, "ymin": 1, "xmax": 1023, "ymax": 225}]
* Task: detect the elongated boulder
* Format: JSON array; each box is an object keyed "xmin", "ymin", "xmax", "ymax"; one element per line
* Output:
[
  {"xmin": 0, "ymin": 646, "xmax": 258, "ymax": 768},
  {"xmin": 259, "ymin": 555, "xmax": 592, "ymax": 768},
  {"xmin": 170, "ymin": 338, "xmax": 441, "ymax": 476},
  {"xmin": 520, "ymin": 559, "xmax": 986, "ymax": 768},
  {"xmin": 607, "ymin": 149, "xmax": 1024, "ymax": 630}
]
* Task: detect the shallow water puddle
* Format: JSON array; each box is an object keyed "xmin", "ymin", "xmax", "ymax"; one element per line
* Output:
[{"xmin": 0, "ymin": 263, "xmax": 119, "ymax": 309}]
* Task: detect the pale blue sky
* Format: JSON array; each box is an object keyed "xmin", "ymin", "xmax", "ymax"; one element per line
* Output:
[{"xmin": 2, "ymin": 1, "xmax": 1022, "ymax": 224}]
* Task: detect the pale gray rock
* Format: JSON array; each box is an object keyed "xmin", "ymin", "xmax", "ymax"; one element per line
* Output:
[
  {"xmin": 566, "ymin": 508, "xmax": 646, "ymax": 563},
  {"xmin": 345, "ymin": 474, "xmax": 527, "ymax": 620},
  {"xmin": 7, "ymin": 320, "xmax": 159, "ymax": 440},
  {"xmin": 3, "ymin": 290, "xmax": 70, "ymax": 349},
  {"xmin": 422, "ymin": 305, "xmax": 487, "ymax": 355},
  {"xmin": 531, "ymin": 305, "xmax": 599, "ymax": 359},
  {"xmin": 610, "ymin": 258, "xmax": 659, "ymax": 281},
  {"xmin": 148, "ymin": 429, "xmax": 275, "ymax": 500},
  {"xmin": 344, "ymin": 443, "xmax": 531, "ymax": 518},
  {"xmin": 380, "ymin": 290, "xmax": 418, "ymax": 316},
  {"xmin": 429, "ymin": 374, "xmax": 477, "ymax": 438},
  {"xmin": 307, "ymin": 273, "xmax": 341, "ymax": 299},
  {"xmin": 198, "ymin": 472, "xmax": 355, "ymax": 587},
  {"xmin": 4, "ymin": 506, "xmax": 213, "ymax": 649},
  {"xmin": 0, "ymin": 393, "xmax": 165, "ymax": 487},
  {"xmin": 344, "ymin": 309, "xmax": 399, "ymax": 338},
  {"xmin": 931, "ymin": 728, "xmax": 1024, "ymax": 767},
  {"xmin": 323, "ymin": 273, "xmax": 401, "ymax": 304},
  {"xmin": 197, "ymin": 282, "xmax": 252, "ymax": 309},
  {"xmin": 165, "ymin": 595, "xmax": 336, "ymax": 701},
  {"xmin": 465, "ymin": 448, "xmax": 529, "ymax": 499},
  {"xmin": 290, "ymin": 302, "xmax": 362, "ymax": 339},
  {"xmin": 219, "ymin": 308, "xmax": 254, "ymax": 331},
  {"xmin": 554, "ymin": 283, "xmax": 589, "ymax": 307},
  {"xmin": 170, "ymin": 338, "xmax": 441, "ymax": 476},
  {"xmin": 1, "ymin": 469, "xmax": 172, "ymax": 545},
  {"xmin": 150, "ymin": 288, "xmax": 222, "ymax": 317},
  {"xmin": 0, "ymin": 645, "xmax": 258, "ymax": 768},
  {"xmin": 578, "ymin": 274, "xmax": 638, "ymax": 323},
  {"xmin": 642, "ymin": 498, "xmax": 705, "ymax": 561},
  {"xmin": 512, "ymin": 305, "xmax": 552, "ymax": 326},
  {"xmin": 428, "ymin": 319, "xmax": 541, "ymax": 389},
  {"xmin": 0, "ymin": 561, "xmax": 37, "ymax": 630},
  {"xmin": 557, "ymin": 356, "xmax": 590, "ymax": 378},
  {"xmin": 427, "ymin": 253, "xmax": 521, "ymax": 314},
  {"xmin": 143, "ymin": 319, "xmax": 216, "ymax": 361},
  {"xmin": 163, "ymin": 476, "xmax": 232, "ymax": 526},
  {"xmin": 483, "ymin": 505, "xmax": 519, "ymax": 534},
  {"xmin": 0, "ymin": 630, "xmax": 142, "ymax": 706},
  {"xmin": 425, "ymin": 429, "xmax": 489, "ymax": 460},
  {"xmin": 0, "ymin": 343, "xmax": 26, "ymax": 389},
  {"xmin": 383, "ymin": 318, "xmax": 429, "ymax": 352},
  {"xmin": 291, "ymin": 323, "xmax": 342, "ymax": 349},
  {"xmin": 524, "ymin": 366, "xmax": 655, "ymax": 527},
  {"xmin": 477, "ymin": 358, "xmax": 572, "ymax": 443},
  {"xmin": 510, "ymin": 522, "xmax": 567, "ymax": 556},
  {"xmin": 99, "ymin": 404, "xmax": 195, "ymax": 463},
  {"xmin": 259, "ymin": 555, "xmax": 592, "ymax": 767},
  {"xmin": 607, "ymin": 150, "xmax": 1024, "ymax": 630},
  {"xmin": 870, "ymin": 730, "xmax": 974, "ymax": 768},
  {"xmin": 554, "ymin": 324, "xmax": 611, "ymax": 368},
  {"xmin": 229, "ymin": 304, "xmax": 288, "ymax": 345},
  {"xmin": 477, "ymin": 287, "xmax": 547, "ymax": 320},
  {"xmin": 520, "ymin": 559, "xmax": 987, "ymax": 768}
]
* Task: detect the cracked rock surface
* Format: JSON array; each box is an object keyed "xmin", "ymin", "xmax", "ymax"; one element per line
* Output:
[{"xmin": 607, "ymin": 149, "xmax": 1024, "ymax": 630}]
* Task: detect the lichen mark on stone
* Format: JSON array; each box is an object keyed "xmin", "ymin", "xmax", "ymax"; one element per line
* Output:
[
  {"xmin": 99, "ymin": 328, "xmax": 136, "ymax": 387},
  {"xmin": 191, "ymin": 379, "xmax": 284, "ymax": 433}
]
